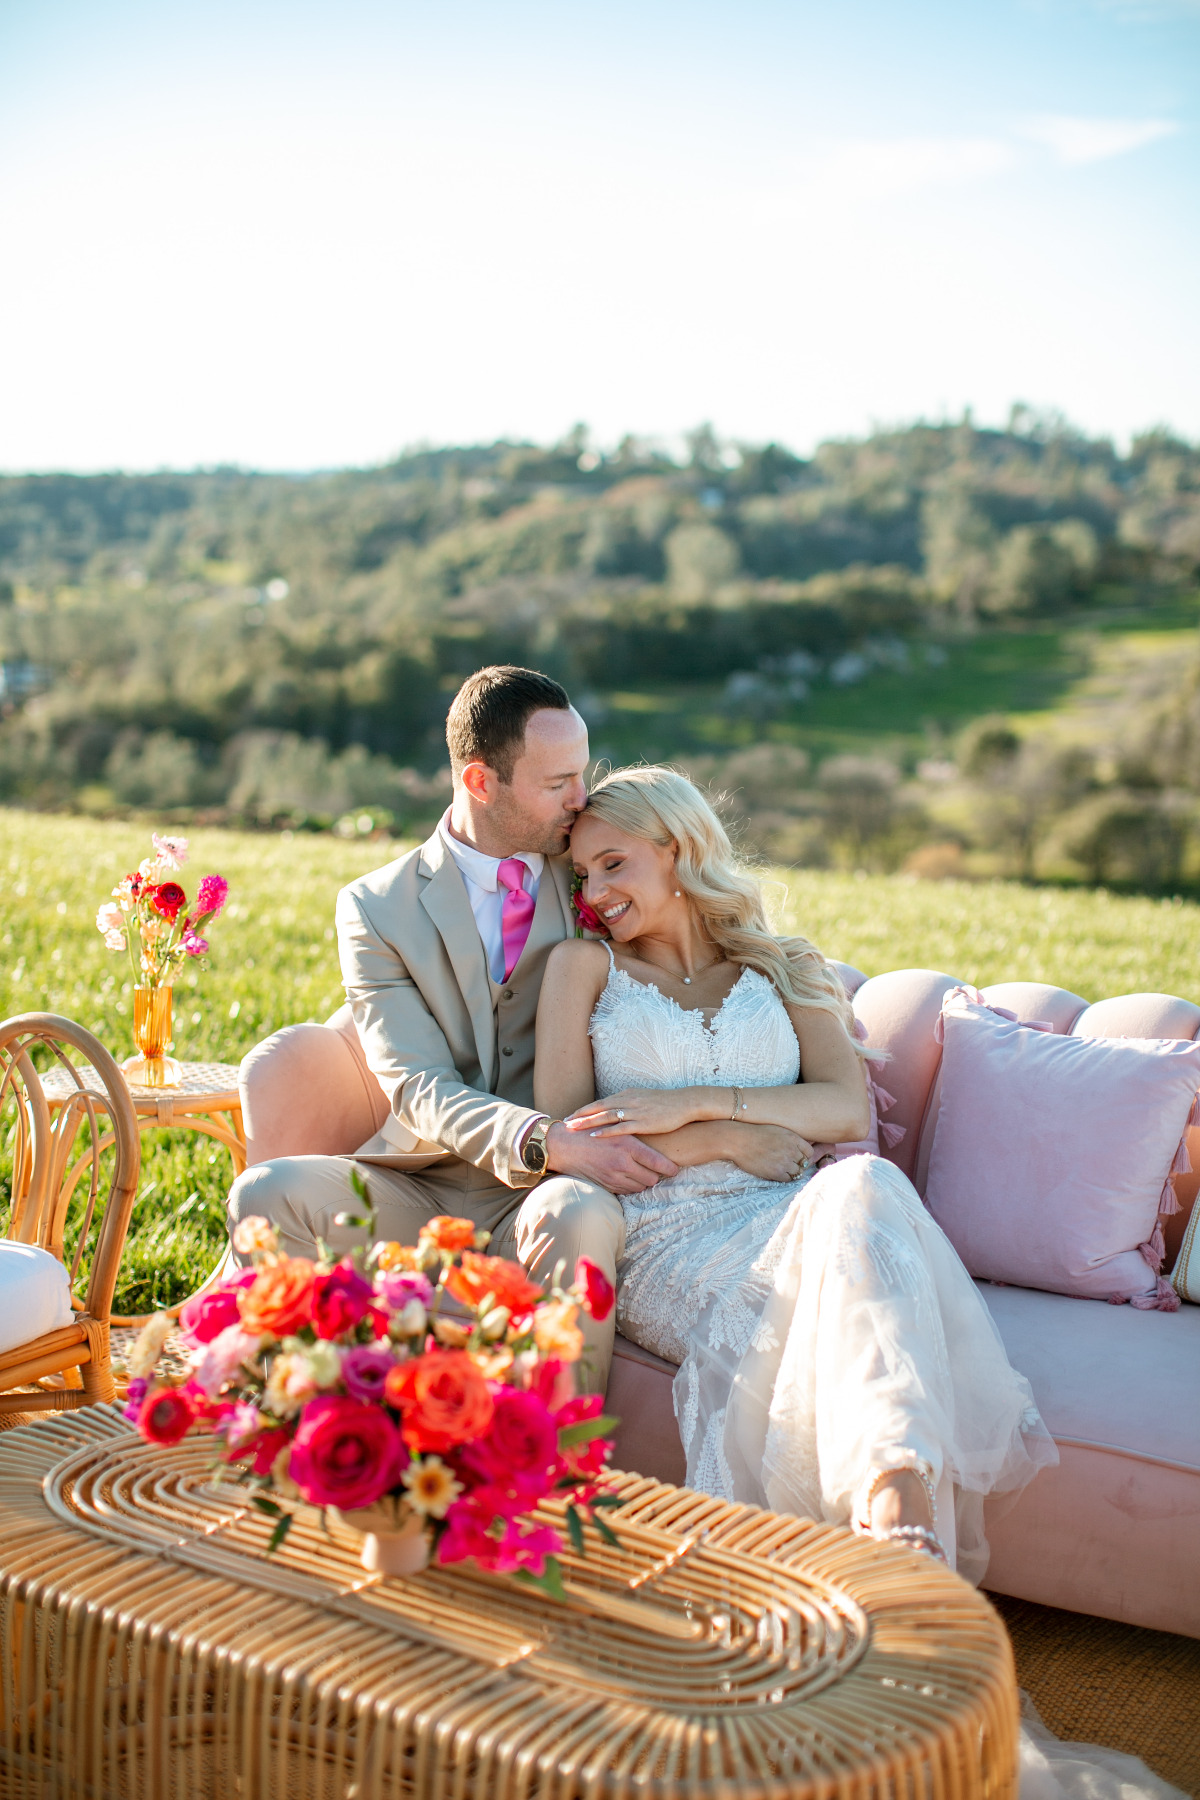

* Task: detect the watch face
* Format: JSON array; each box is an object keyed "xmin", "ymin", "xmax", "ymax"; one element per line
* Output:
[{"xmin": 525, "ymin": 1135, "xmax": 547, "ymax": 1173}]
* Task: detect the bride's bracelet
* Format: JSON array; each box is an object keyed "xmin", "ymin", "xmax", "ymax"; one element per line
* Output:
[
  {"xmin": 871, "ymin": 1523, "xmax": 949, "ymax": 1565},
  {"xmin": 729, "ymin": 1086, "xmax": 749, "ymax": 1121}
]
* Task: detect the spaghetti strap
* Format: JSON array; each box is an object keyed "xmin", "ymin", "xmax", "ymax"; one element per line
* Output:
[{"xmin": 603, "ymin": 940, "xmax": 616, "ymax": 969}]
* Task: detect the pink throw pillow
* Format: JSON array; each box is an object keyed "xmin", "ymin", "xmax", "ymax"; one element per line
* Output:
[{"xmin": 925, "ymin": 990, "xmax": 1200, "ymax": 1306}]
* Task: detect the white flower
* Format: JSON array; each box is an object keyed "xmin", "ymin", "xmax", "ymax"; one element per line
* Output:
[
  {"xmin": 401, "ymin": 1455, "xmax": 463, "ymax": 1518},
  {"xmin": 126, "ymin": 1312, "xmax": 173, "ymax": 1378},
  {"xmin": 152, "ymin": 833, "xmax": 189, "ymax": 869},
  {"xmin": 281, "ymin": 1336, "xmax": 341, "ymax": 1390},
  {"xmin": 96, "ymin": 901, "xmax": 124, "ymax": 935},
  {"xmin": 103, "ymin": 929, "xmax": 127, "ymax": 952},
  {"xmin": 270, "ymin": 1443, "xmax": 300, "ymax": 1501},
  {"xmin": 232, "ymin": 1216, "xmax": 278, "ymax": 1256},
  {"xmin": 262, "ymin": 1352, "xmax": 314, "ymax": 1417},
  {"xmin": 393, "ymin": 1298, "xmax": 427, "ymax": 1337}
]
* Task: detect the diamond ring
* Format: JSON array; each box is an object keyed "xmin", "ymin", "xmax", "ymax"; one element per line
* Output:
[{"xmin": 616, "ymin": 1109, "xmax": 625, "ymax": 1120}]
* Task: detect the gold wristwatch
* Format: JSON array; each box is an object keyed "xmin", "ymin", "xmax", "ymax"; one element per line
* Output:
[{"xmin": 520, "ymin": 1115, "xmax": 553, "ymax": 1176}]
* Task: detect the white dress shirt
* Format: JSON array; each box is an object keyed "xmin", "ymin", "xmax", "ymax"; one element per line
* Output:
[{"xmin": 437, "ymin": 810, "xmax": 543, "ymax": 985}]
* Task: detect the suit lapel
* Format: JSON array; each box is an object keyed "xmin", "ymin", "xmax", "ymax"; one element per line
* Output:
[{"xmin": 417, "ymin": 832, "xmax": 497, "ymax": 1090}]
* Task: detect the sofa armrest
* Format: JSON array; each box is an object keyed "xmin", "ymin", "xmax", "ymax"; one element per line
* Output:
[{"xmin": 239, "ymin": 1008, "xmax": 390, "ymax": 1166}]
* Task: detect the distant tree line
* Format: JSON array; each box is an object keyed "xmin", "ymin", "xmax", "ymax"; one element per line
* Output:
[{"xmin": 0, "ymin": 414, "xmax": 1197, "ymax": 883}]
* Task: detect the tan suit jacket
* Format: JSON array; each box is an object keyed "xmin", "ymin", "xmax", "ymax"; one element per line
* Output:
[{"xmin": 334, "ymin": 827, "xmax": 574, "ymax": 1192}]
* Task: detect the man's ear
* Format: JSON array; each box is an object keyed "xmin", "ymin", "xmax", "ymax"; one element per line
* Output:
[{"xmin": 460, "ymin": 760, "xmax": 495, "ymax": 804}]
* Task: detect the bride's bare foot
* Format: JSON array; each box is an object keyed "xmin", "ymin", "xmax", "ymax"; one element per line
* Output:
[{"xmin": 866, "ymin": 1470, "xmax": 947, "ymax": 1561}]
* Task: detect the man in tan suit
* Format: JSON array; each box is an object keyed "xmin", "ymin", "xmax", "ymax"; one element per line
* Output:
[{"xmin": 227, "ymin": 666, "xmax": 677, "ymax": 1386}]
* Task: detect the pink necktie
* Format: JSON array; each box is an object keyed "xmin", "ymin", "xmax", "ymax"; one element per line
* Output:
[{"xmin": 497, "ymin": 858, "xmax": 536, "ymax": 980}]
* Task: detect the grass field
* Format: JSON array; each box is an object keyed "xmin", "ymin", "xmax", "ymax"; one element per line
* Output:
[{"xmin": 4, "ymin": 810, "xmax": 1200, "ymax": 1312}]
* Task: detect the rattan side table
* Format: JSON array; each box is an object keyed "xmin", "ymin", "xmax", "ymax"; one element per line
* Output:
[
  {"xmin": 0, "ymin": 1408, "xmax": 1020, "ymax": 1800},
  {"xmin": 40, "ymin": 1060, "xmax": 245, "ymax": 1324}
]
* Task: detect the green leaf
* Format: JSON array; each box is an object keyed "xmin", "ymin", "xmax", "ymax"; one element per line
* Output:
[
  {"xmin": 565, "ymin": 1504, "xmax": 585, "ymax": 1558},
  {"xmin": 349, "ymin": 1166, "xmax": 369, "ymax": 1202},
  {"xmin": 250, "ymin": 1494, "xmax": 282, "ymax": 1518},
  {"xmin": 513, "ymin": 1556, "xmax": 569, "ymax": 1605},
  {"xmin": 593, "ymin": 1514, "xmax": 620, "ymax": 1549},
  {"xmin": 558, "ymin": 1414, "xmax": 618, "ymax": 1449},
  {"xmin": 267, "ymin": 1512, "xmax": 294, "ymax": 1555},
  {"xmin": 591, "ymin": 1492, "xmax": 625, "ymax": 1509}
]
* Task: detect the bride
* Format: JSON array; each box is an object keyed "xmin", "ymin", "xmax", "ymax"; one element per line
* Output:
[
  {"xmin": 534, "ymin": 763, "xmax": 1057, "ymax": 1578},
  {"xmin": 531, "ymin": 764, "xmax": 1187, "ymax": 1798}
]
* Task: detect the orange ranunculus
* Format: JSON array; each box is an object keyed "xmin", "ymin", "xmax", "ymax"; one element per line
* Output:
[
  {"xmin": 418, "ymin": 1215, "xmax": 477, "ymax": 1254},
  {"xmin": 532, "ymin": 1300, "xmax": 584, "ymax": 1362},
  {"xmin": 384, "ymin": 1349, "xmax": 495, "ymax": 1453},
  {"xmin": 376, "ymin": 1241, "xmax": 420, "ymax": 1272},
  {"xmin": 238, "ymin": 1258, "xmax": 317, "ymax": 1338},
  {"xmin": 444, "ymin": 1253, "xmax": 543, "ymax": 1319}
]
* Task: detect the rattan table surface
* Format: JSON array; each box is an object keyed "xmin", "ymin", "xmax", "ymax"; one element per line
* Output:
[
  {"xmin": 40, "ymin": 1059, "xmax": 242, "ymax": 1109},
  {"xmin": 0, "ymin": 1407, "xmax": 1019, "ymax": 1800}
]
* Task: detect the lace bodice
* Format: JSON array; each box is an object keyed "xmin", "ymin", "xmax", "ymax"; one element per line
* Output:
[{"xmin": 589, "ymin": 958, "xmax": 801, "ymax": 1098}]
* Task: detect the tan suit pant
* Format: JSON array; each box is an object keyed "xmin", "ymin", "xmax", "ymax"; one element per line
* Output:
[{"xmin": 227, "ymin": 1156, "xmax": 625, "ymax": 1391}]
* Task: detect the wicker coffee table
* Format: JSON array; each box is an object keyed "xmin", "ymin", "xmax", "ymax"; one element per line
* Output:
[{"xmin": 0, "ymin": 1408, "xmax": 1019, "ymax": 1800}]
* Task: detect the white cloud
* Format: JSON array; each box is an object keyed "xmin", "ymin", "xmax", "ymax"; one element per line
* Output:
[{"xmin": 1022, "ymin": 114, "xmax": 1178, "ymax": 165}]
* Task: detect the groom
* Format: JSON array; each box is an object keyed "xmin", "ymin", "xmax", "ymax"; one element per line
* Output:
[{"xmin": 227, "ymin": 665, "xmax": 677, "ymax": 1386}]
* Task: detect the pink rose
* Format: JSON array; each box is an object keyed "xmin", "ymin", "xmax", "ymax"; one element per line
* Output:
[
  {"xmin": 529, "ymin": 1356, "xmax": 575, "ymax": 1413},
  {"xmin": 574, "ymin": 1256, "xmax": 614, "ymax": 1321},
  {"xmin": 377, "ymin": 1268, "xmax": 434, "ymax": 1311},
  {"xmin": 287, "ymin": 1395, "xmax": 408, "ymax": 1510},
  {"xmin": 195, "ymin": 874, "xmax": 228, "ymax": 919},
  {"xmin": 179, "ymin": 1280, "xmax": 249, "ymax": 1344},
  {"xmin": 462, "ymin": 1389, "xmax": 558, "ymax": 1488},
  {"xmin": 340, "ymin": 1343, "xmax": 397, "ymax": 1404},
  {"xmin": 188, "ymin": 1324, "xmax": 262, "ymax": 1398},
  {"xmin": 573, "ymin": 896, "xmax": 608, "ymax": 936},
  {"xmin": 311, "ymin": 1260, "xmax": 380, "ymax": 1340}
]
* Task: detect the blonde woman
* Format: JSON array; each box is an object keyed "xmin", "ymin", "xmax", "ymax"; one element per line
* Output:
[{"xmin": 535, "ymin": 765, "xmax": 1057, "ymax": 1581}]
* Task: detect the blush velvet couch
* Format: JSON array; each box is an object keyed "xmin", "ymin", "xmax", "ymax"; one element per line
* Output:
[{"xmin": 237, "ymin": 965, "xmax": 1200, "ymax": 1640}]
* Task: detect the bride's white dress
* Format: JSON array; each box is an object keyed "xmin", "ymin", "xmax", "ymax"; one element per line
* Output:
[{"xmin": 589, "ymin": 951, "xmax": 1185, "ymax": 1797}]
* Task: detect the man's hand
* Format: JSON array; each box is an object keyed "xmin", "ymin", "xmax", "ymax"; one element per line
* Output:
[
  {"xmin": 545, "ymin": 1121, "xmax": 678, "ymax": 1194},
  {"xmin": 723, "ymin": 1123, "xmax": 814, "ymax": 1183}
]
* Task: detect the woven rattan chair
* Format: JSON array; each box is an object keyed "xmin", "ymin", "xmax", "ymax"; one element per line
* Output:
[{"xmin": 0, "ymin": 1013, "xmax": 140, "ymax": 1414}]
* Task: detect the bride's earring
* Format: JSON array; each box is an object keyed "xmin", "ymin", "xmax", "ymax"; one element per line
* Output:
[{"xmin": 674, "ymin": 889, "xmax": 681, "ymax": 898}]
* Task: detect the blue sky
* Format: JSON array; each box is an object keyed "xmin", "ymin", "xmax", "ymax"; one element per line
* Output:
[{"xmin": 0, "ymin": 0, "xmax": 1196, "ymax": 470}]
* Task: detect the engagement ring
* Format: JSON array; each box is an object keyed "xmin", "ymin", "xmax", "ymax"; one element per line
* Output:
[{"xmin": 616, "ymin": 1109, "xmax": 625, "ymax": 1119}]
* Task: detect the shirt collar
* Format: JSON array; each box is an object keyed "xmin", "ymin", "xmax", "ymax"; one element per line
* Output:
[{"xmin": 437, "ymin": 810, "xmax": 544, "ymax": 893}]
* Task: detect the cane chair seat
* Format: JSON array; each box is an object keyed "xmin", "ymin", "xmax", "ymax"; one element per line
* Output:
[{"xmin": 0, "ymin": 1013, "xmax": 140, "ymax": 1413}]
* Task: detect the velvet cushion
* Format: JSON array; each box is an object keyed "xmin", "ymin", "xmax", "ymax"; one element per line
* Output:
[
  {"xmin": 0, "ymin": 1242, "xmax": 74, "ymax": 1355},
  {"xmin": 925, "ymin": 990, "xmax": 1200, "ymax": 1304}
]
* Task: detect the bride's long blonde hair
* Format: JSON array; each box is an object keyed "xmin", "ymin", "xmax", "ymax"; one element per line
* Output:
[{"xmin": 583, "ymin": 765, "xmax": 869, "ymax": 1059}]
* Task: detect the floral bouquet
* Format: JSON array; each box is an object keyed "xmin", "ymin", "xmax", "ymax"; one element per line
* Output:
[
  {"xmin": 96, "ymin": 832, "xmax": 228, "ymax": 988},
  {"xmin": 124, "ymin": 1177, "xmax": 620, "ymax": 1595}
]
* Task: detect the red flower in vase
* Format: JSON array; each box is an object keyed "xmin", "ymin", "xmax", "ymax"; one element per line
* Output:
[{"xmin": 150, "ymin": 882, "xmax": 187, "ymax": 922}]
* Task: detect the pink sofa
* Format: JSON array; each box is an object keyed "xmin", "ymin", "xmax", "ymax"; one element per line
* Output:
[{"xmin": 238, "ymin": 965, "xmax": 1200, "ymax": 1639}]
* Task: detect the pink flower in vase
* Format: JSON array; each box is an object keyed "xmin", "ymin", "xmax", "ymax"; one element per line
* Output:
[
  {"xmin": 153, "ymin": 834, "xmax": 190, "ymax": 869},
  {"xmin": 287, "ymin": 1395, "xmax": 409, "ymax": 1510},
  {"xmin": 182, "ymin": 928, "xmax": 209, "ymax": 958},
  {"xmin": 311, "ymin": 1260, "xmax": 381, "ymax": 1340},
  {"xmin": 195, "ymin": 875, "xmax": 229, "ymax": 919}
]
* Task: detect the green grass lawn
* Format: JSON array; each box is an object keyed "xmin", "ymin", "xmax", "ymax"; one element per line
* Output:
[{"xmin": 4, "ymin": 810, "xmax": 1200, "ymax": 1312}]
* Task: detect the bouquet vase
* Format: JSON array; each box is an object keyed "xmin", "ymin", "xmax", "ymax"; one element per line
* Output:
[
  {"xmin": 331, "ymin": 1503, "xmax": 431, "ymax": 1576},
  {"xmin": 122, "ymin": 985, "xmax": 182, "ymax": 1089}
]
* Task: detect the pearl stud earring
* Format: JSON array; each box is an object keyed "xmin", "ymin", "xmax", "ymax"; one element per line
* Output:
[{"xmin": 674, "ymin": 889, "xmax": 682, "ymax": 897}]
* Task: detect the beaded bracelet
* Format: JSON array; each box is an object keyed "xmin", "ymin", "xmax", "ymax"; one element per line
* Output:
[
  {"xmin": 874, "ymin": 1523, "xmax": 949, "ymax": 1564},
  {"xmin": 855, "ymin": 1458, "xmax": 939, "ymax": 1533}
]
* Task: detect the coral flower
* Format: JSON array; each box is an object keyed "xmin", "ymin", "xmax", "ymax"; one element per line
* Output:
[
  {"xmin": 532, "ymin": 1301, "xmax": 584, "ymax": 1362},
  {"xmin": 138, "ymin": 1386, "xmax": 197, "ymax": 1446},
  {"xmin": 384, "ymin": 1348, "xmax": 494, "ymax": 1453},
  {"xmin": 231, "ymin": 1215, "xmax": 278, "ymax": 1257},
  {"xmin": 445, "ymin": 1253, "xmax": 543, "ymax": 1320},
  {"xmin": 239, "ymin": 1258, "xmax": 317, "ymax": 1338},
  {"xmin": 376, "ymin": 1241, "xmax": 421, "ymax": 1272},
  {"xmin": 419, "ymin": 1215, "xmax": 477, "ymax": 1254}
]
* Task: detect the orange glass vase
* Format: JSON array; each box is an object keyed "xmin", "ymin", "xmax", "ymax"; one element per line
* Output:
[{"xmin": 122, "ymin": 986, "xmax": 182, "ymax": 1088}]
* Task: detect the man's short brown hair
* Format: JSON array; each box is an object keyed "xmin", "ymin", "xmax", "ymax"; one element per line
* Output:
[{"xmin": 445, "ymin": 666, "xmax": 572, "ymax": 783}]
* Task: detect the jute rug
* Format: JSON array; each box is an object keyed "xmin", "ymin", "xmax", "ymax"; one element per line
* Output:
[{"xmin": 991, "ymin": 1593, "xmax": 1200, "ymax": 1797}]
